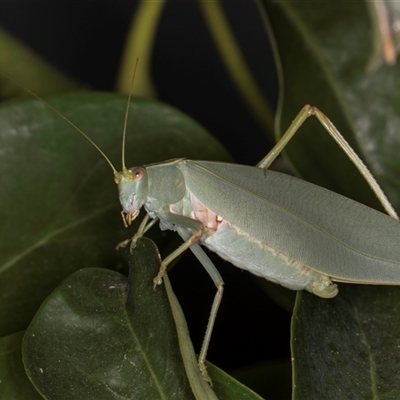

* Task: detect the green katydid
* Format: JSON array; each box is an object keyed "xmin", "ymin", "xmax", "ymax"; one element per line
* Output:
[
  {"xmin": 114, "ymin": 104, "xmax": 400, "ymax": 376},
  {"xmin": 4, "ymin": 71, "xmax": 400, "ymax": 379}
]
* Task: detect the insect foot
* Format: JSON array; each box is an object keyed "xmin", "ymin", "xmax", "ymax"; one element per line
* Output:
[
  {"xmin": 115, "ymin": 238, "xmax": 130, "ymax": 251},
  {"xmin": 153, "ymin": 266, "xmax": 166, "ymax": 288},
  {"xmin": 152, "ymin": 249, "xmax": 179, "ymax": 288},
  {"xmin": 198, "ymin": 360, "xmax": 213, "ymax": 386},
  {"xmin": 115, "ymin": 231, "xmax": 144, "ymax": 252},
  {"xmin": 307, "ymin": 274, "xmax": 338, "ymax": 298}
]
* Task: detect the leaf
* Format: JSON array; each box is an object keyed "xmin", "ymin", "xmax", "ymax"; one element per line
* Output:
[
  {"xmin": 0, "ymin": 27, "xmax": 79, "ymax": 99},
  {"xmin": 207, "ymin": 363, "xmax": 266, "ymax": 400},
  {"xmin": 0, "ymin": 331, "xmax": 43, "ymax": 400},
  {"xmin": 116, "ymin": 0, "xmax": 165, "ymax": 97},
  {"xmin": 22, "ymin": 237, "xmax": 264, "ymax": 400},
  {"xmin": 292, "ymin": 286, "xmax": 400, "ymax": 399},
  {"xmin": 0, "ymin": 93, "xmax": 230, "ymax": 338},
  {"xmin": 162, "ymin": 257, "xmax": 220, "ymax": 400},
  {"xmin": 22, "ymin": 238, "xmax": 196, "ymax": 400}
]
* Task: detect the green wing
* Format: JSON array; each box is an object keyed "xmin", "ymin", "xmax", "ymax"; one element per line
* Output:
[{"xmin": 178, "ymin": 160, "xmax": 400, "ymax": 284}]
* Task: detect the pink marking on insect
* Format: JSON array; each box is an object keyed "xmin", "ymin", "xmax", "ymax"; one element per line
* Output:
[
  {"xmin": 274, "ymin": 250, "xmax": 282, "ymax": 258},
  {"xmin": 301, "ymin": 265, "xmax": 312, "ymax": 274},
  {"xmin": 189, "ymin": 193, "xmax": 223, "ymax": 232}
]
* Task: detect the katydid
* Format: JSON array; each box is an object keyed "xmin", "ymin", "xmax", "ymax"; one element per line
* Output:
[
  {"xmin": 114, "ymin": 103, "xmax": 400, "ymax": 374},
  {"xmin": 4, "ymin": 71, "xmax": 400, "ymax": 378}
]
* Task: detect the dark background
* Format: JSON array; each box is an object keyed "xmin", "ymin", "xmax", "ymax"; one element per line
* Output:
[{"xmin": 0, "ymin": 0, "xmax": 292, "ymax": 375}]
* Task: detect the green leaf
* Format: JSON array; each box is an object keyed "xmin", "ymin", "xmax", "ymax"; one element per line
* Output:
[
  {"xmin": 0, "ymin": 28, "xmax": 79, "ymax": 99},
  {"xmin": 116, "ymin": 0, "xmax": 165, "ymax": 97},
  {"xmin": 0, "ymin": 331, "xmax": 43, "ymax": 400},
  {"xmin": 22, "ymin": 236, "xmax": 264, "ymax": 399},
  {"xmin": 161, "ymin": 253, "xmax": 220, "ymax": 400},
  {"xmin": 207, "ymin": 363, "xmax": 266, "ymax": 400},
  {"xmin": 0, "ymin": 93, "xmax": 230, "ymax": 338},
  {"xmin": 292, "ymin": 286, "xmax": 400, "ymax": 399},
  {"xmin": 22, "ymin": 238, "xmax": 196, "ymax": 399}
]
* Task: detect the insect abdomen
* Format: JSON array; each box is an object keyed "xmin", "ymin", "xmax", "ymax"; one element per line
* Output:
[{"xmin": 202, "ymin": 218, "xmax": 338, "ymax": 297}]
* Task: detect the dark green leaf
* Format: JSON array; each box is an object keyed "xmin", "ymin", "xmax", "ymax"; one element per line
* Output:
[
  {"xmin": 208, "ymin": 361, "xmax": 280, "ymax": 400},
  {"xmin": 0, "ymin": 331, "xmax": 43, "ymax": 399},
  {"xmin": 22, "ymin": 237, "xmax": 196, "ymax": 399},
  {"xmin": 292, "ymin": 286, "xmax": 400, "ymax": 399},
  {"xmin": 0, "ymin": 93, "xmax": 230, "ymax": 338},
  {"xmin": 0, "ymin": 27, "xmax": 79, "ymax": 99},
  {"xmin": 22, "ymin": 237, "xmax": 264, "ymax": 399}
]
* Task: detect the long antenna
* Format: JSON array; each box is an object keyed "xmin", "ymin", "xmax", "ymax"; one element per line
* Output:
[
  {"xmin": 0, "ymin": 71, "xmax": 118, "ymax": 174},
  {"xmin": 121, "ymin": 59, "xmax": 139, "ymax": 173}
]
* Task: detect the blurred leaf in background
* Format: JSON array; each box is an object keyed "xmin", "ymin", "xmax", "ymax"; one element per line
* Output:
[{"xmin": 0, "ymin": 27, "xmax": 78, "ymax": 98}]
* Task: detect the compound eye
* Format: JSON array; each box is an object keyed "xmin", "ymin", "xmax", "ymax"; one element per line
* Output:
[{"xmin": 131, "ymin": 167, "xmax": 145, "ymax": 181}]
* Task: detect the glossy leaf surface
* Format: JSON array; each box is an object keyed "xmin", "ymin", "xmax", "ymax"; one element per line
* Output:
[
  {"xmin": 292, "ymin": 286, "xmax": 400, "ymax": 399},
  {"xmin": 0, "ymin": 331, "xmax": 43, "ymax": 400},
  {"xmin": 22, "ymin": 239, "xmax": 195, "ymax": 399}
]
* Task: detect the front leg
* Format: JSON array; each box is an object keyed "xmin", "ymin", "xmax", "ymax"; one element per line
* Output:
[
  {"xmin": 116, "ymin": 213, "xmax": 158, "ymax": 251},
  {"xmin": 153, "ymin": 212, "xmax": 206, "ymax": 287}
]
